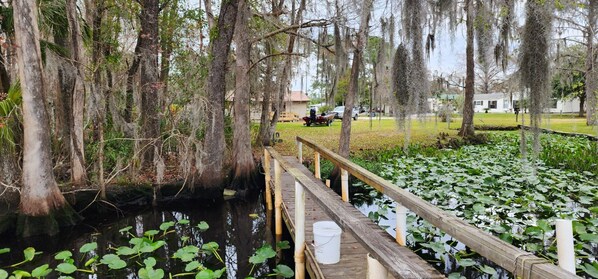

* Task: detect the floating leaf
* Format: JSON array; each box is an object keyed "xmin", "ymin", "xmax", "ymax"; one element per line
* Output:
[
  {"xmin": 201, "ymin": 242, "xmax": 219, "ymax": 251},
  {"xmin": 159, "ymin": 221, "xmax": 175, "ymax": 231},
  {"xmin": 197, "ymin": 221, "xmax": 209, "ymax": 232},
  {"xmin": 273, "ymin": 264, "xmax": 294, "ymax": 278},
  {"xmin": 580, "ymin": 233, "xmax": 598, "ymax": 243},
  {"xmin": 249, "ymin": 244, "xmax": 276, "ymax": 264},
  {"xmin": 56, "ymin": 263, "xmax": 77, "ymax": 274},
  {"xmin": 100, "ymin": 254, "xmax": 127, "ymax": 270},
  {"xmin": 116, "ymin": 246, "xmax": 137, "ymax": 256},
  {"xmin": 138, "ymin": 266, "xmax": 164, "ymax": 279},
  {"xmin": 457, "ymin": 258, "xmax": 476, "ymax": 267},
  {"xmin": 276, "ymin": 240, "xmax": 291, "ymax": 249},
  {"xmin": 479, "ymin": 265, "xmax": 497, "ymax": 275},
  {"xmin": 79, "ymin": 242, "xmax": 97, "ymax": 253},
  {"xmin": 0, "ymin": 269, "xmax": 6, "ymax": 279},
  {"xmin": 185, "ymin": 261, "xmax": 202, "ymax": 272},
  {"xmin": 195, "ymin": 269, "xmax": 214, "ymax": 279},
  {"xmin": 580, "ymin": 262, "xmax": 598, "ymax": 278},
  {"xmin": 144, "ymin": 257, "xmax": 157, "ymax": 268},
  {"xmin": 23, "ymin": 247, "xmax": 36, "ymax": 261},
  {"xmin": 144, "ymin": 230, "xmax": 160, "ymax": 237},
  {"xmin": 12, "ymin": 270, "xmax": 31, "ymax": 278},
  {"xmin": 248, "ymin": 213, "xmax": 259, "ymax": 219},
  {"xmin": 177, "ymin": 219, "xmax": 190, "ymax": 225},
  {"xmin": 55, "ymin": 250, "xmax": 73, "ymax": 260},
  {"xmin": 0, "ymin": 248, "xmax": 9, "ymax": 255},
  {"xmin": 32, "ymin": 264, "xmax": 52, "ymax": 277}
]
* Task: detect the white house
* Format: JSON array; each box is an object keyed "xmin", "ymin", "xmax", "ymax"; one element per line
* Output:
[{"xmin": 472, "ymin": 93, "xmax": 581, "ymax": 113}]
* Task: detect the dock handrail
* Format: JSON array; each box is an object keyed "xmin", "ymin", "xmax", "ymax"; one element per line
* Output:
[
  {"xmin": 295, "ymin": 136, "xmax": 580, "ymax": 279},
  {"xmin": 264, "ymin": 147, "xmax": 444, "ymax": 279}
]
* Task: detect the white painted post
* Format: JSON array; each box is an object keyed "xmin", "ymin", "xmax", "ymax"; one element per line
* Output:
[
  {"xmin": 314, "ymin": 152, "xmax": 321, "ymax": 179},
  {"xmin": 294, "ymin": 180, "xmax": 306, "ymax": 279},
  {"xmin": 367, "ymin": 253, "xmax": 389, "ymax": 279},
  {"xmin": 263, "ymin": 149, "xmax": 272, "ymax": 211},
  {"xmin": 395, "ymin": 204, "xmax": 408, "ymax": 246},
  {"xmin": 297, "ymin": 141, "xmax": 303, "ymax": 163},
  {"xmin": 556, "ymin": 219, "xmax": 575, "ymax": 273},
  {"xmin": 326, "ymin": 179, "xmax": 331, "ymax": 188},
  {"xmin": 341, "ymin": 169, "xmax": 349, "ymax": 202},
  {"xmin": 274, "ymin": 159, "xmax": 282, "ymax": 238}
]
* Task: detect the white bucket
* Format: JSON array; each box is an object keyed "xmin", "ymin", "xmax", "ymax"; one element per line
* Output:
[{"xmin": 313, "ymin": 221, "xmax": 342, "ymax": 264}]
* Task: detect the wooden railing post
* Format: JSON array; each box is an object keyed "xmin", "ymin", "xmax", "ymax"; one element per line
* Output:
[
  {"xmin": 556, "ymin": 219, "xmax": 575, "ymax": 273},
  {"xmin": 395, "ymin": 204, "xmax": 408, "ymax": 246},
  {"xmin": 341, "ymin": 169, "xmax": 349, "ymax": 202},
  {"xmin": 294, "ymin": 180, "xmax": 306, "ymax": 279},
  {"xmin": 314, "ymin": 152, "xmax": 321, "ymax": 179},
  {"xmin": 264, "ymin": 149, "xmax": 273, "ymax": 211},
  {"xmin": 274, "ymin": 159, "xmax": 282, "ymax": 239},
  {"xmin": 297, "ymin": 140, "xmax": 303, "ymax": 163},
  {"xmin": 367, "ymin": 253, "xmax": 389, "ymax": 279}
]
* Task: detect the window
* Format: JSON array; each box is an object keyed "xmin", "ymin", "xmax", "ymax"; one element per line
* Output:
[
  {"xmin": 551, "ymin": 98, "xmax": 558, "ymax": 109},
  {"xmin": 488, "ymin": 100, "xmax": 497, "ymax": 109},
  {"xmin": 503, "ymin": 99, "xmax": 509, "ymax": 109},
  {"xmin": 474, "ymin": 100, "xmax": 483, "ymax": 106}
]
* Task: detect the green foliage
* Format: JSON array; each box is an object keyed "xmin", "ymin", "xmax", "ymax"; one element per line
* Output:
[
  {"xmin": 0, "ymin": 82, "xmax": 22, "ymax": 150},
  {"xmin": 0, "ymin": 219, "xmax": 292, "ymax": 278}
]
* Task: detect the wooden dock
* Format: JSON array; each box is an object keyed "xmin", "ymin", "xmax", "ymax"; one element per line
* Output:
[{"xmin": 270, "ymin": 155, "xmax": 442, "ymax": 279}]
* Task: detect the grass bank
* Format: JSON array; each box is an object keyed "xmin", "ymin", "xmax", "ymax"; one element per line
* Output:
[{"xmin": 272, "ymin": 113, "xmax": 596, "ymax": 157}]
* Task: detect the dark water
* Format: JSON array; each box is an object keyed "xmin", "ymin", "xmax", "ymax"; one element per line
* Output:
[
  {"xmin": 351, "ymin": 182, "xmax": 511, "ymax": 279},
  {"xmin": 0, "ymin": 196, "xmax": 282, "ymax": 278}
]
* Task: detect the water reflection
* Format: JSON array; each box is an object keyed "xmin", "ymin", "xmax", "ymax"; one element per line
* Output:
[{"xmin": 0, "ymin": 195, "xmax": 273, "ymax": 279}]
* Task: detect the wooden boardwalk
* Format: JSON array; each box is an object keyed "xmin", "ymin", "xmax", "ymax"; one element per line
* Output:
[{"xmin": 274, "ymin": 156, "xmax": 442, "ymax": 279}]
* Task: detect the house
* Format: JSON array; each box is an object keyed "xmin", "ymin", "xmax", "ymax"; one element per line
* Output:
[
  {"xmin": 473, "ymin": 93, "xmax": 512, "ymax": 113},
  {"xmin": 472, "ymin": 93, "xmax": 581, "ymax": 113},
  {"xmin": 244, "ymin": 90, "xmax": 311, "ymax": 121}
]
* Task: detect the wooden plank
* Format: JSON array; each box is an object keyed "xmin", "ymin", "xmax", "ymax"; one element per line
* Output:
[
  {"xmin": 268, "ymin": 149, "xmax": 444, "ymax": 279},
  {"xmin": 295, "ymin": 137, "xmax": 581, "ymax": 279}
]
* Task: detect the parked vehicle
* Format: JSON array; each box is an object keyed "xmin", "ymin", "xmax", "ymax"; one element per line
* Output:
[{"xmin": 332, "ymin": 106, "xmax": 359, "ymax": 120}]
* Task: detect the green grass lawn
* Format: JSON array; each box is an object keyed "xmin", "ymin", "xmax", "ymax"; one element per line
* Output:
[{"xmin": 272, "ymin": 113, "xmax": 597, "ymax": 156}]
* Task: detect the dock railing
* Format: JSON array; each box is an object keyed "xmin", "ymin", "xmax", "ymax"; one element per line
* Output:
[
  {"xmin": 264, "ymin": 147, "xmax": 444, "ymax": 279},
  {"xmin": 292, "ymin": 136, "xmax": 580, "ymax": 279}
]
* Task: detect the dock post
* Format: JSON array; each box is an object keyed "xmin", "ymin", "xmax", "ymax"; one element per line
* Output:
[
  {"xmin": 294, "ymin": 180, "xmax": 306, "ymax": 279},
  {"xmin": 264, "ymin": 149, "xmax": 272, "ymax": 211},
  {"xmin": 395, "ymin": 204, "xmax": 408, "ymax": 246},
  {"xmin": 556, "ymin": 219, "xmax": 575, "ymax": 273},
  {"xmin": 297, "ymin": 140, "xmax": 303, "ymax": 163},
  {"xmin": 314, "ymin": 152, "xmax": 321, "ymax": 179},
  {"xmin": 326, "ymin": 179, "xmax": 330, "ymax": 188},
  {"xmin": 274, "ymin": 159, "xmax": 283, "ymax": 239},
  {"xmin": 367, "ymin": 253, "xmax": 389, "ymax": 278},
  {"xmin": 341, "ymin": 169, "xmax": 349, "ymax": 202}
]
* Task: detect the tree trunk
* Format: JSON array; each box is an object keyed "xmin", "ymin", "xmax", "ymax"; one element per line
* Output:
[
  {"xmin": 459, "ymin": 0, "xmax": 475, "ymax": 137},
  {"xmin": 196, "ymin": 0, "xmax": 239, "ymax": 193},
  {"xmin": 338, "ymin": 0, "xmax": 373, "ymax": 158},
  {"xmin": 579, "ymin": 93, "xmax": 586, "ymax": 118},
  {"xmin": 13, "ymin": 0, "xmax": 79, "ymax": 237},
  {"xmin": 0, "ymin": 47, "xmax": 11, "ymax": 93},
  {"xmin": 586, "ymin": 0, "xmax": 597, "ymax": 126},
  {"xmin": 231, "ymin": 0, "xmax": 258, "ymax": 191},
  {"xmin": 125, "ymin": 33, "xmax": 142, "ymax": 124},
  {"xmin": 139, "ymin": 0, "xmax": 161, "ymax": 169},
  {"xmin": 66, "ymin": 0, "xmax": 87, "ymax": 186},
  {"xmin": 257, "ymin": 40, "xmax": 273, "ymax": 146}
]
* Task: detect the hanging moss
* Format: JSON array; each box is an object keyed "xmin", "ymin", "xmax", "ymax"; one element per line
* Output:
[
  {"xmin": 392, "ymin": 44, "xmax": 410, "ymax": 127},
  {"xmin": 519, "ymin": 0, "xmax": 553, "ymax": 161}
]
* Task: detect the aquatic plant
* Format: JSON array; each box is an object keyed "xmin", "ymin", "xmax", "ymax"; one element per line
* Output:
[{"xmin": 0, "ymin": 220, "xmax": 293, "ymax": 279}]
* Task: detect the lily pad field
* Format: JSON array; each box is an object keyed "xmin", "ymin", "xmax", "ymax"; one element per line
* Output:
[{"xmin": 358, "ymin": 132, "xmax": 598, "ymax": 278}]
